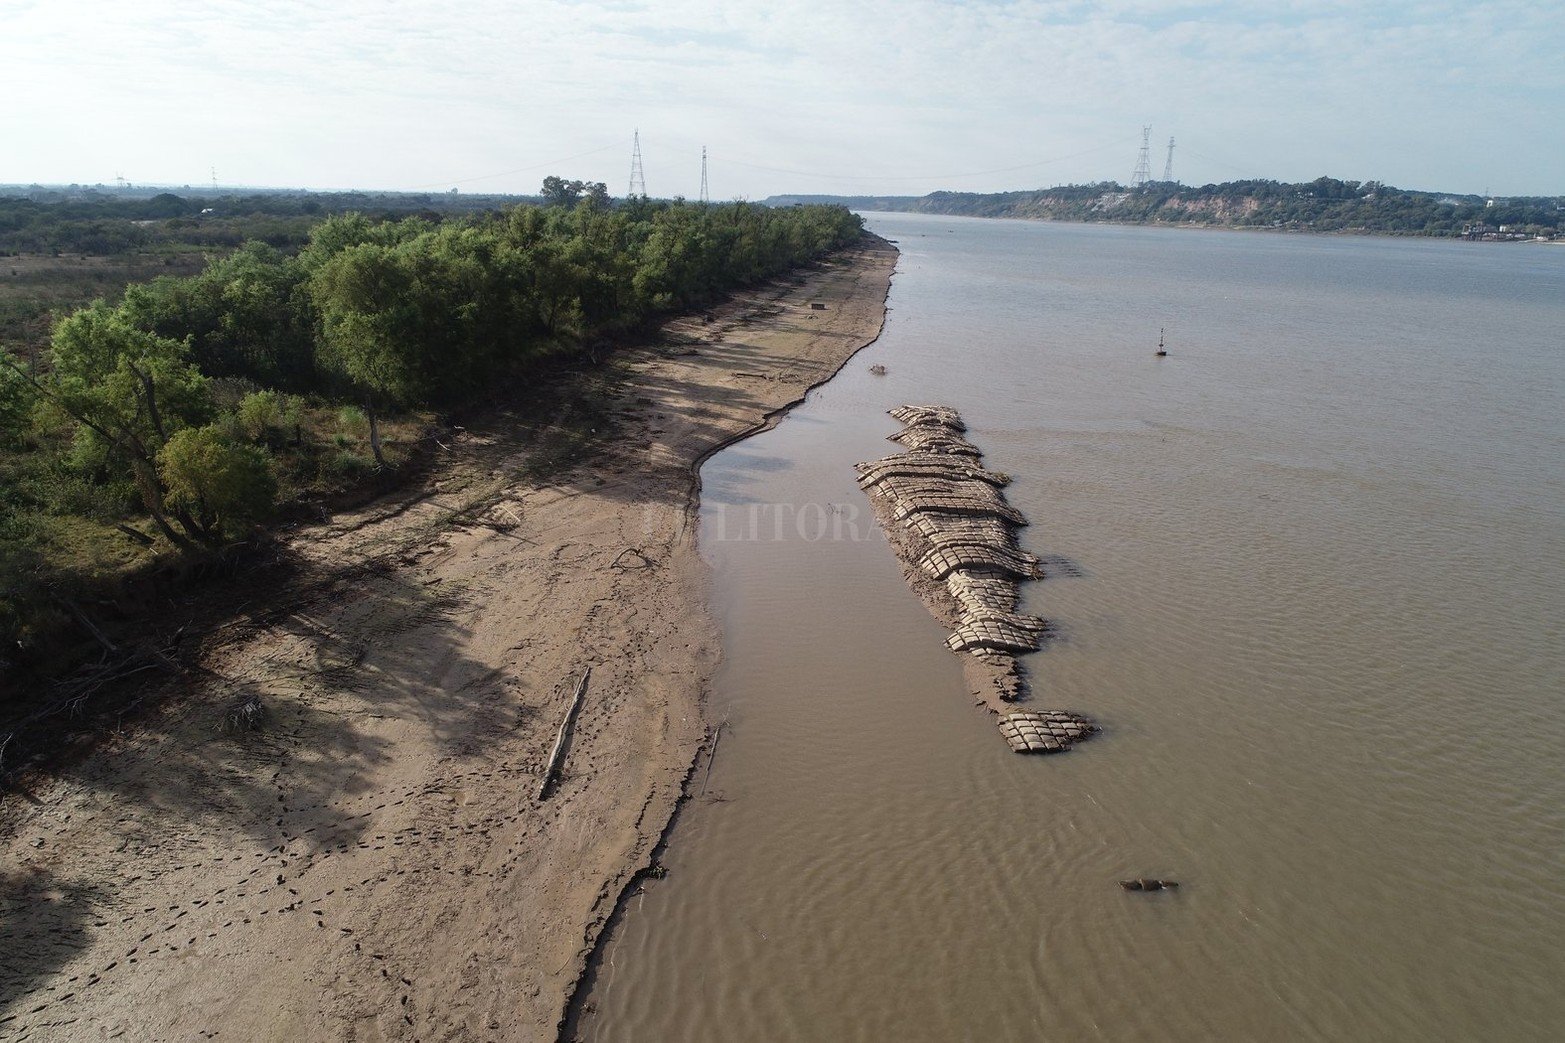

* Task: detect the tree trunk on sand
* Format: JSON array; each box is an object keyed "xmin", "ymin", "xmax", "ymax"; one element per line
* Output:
[
  {"xmin": 129, "ymin": 456, "xmax": 195, "ymax": 551},
  {"xmin": 367, "ymin": 400, "xmax": 386, "ymax": 467}
]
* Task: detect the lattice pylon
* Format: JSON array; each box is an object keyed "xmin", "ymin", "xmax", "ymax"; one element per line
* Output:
[
  {"xmin": 628, "ymin": 130, "xmax": 647, "ymax": 198},
  {"xmin": 1131, "ymin": 125, "xmax": 1152, "ymax": 188}
]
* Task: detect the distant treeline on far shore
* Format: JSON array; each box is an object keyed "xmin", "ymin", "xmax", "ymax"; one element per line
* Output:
[{"xmin": 765, "ymin": 178, "xmax": 1565, "ymax": 239}]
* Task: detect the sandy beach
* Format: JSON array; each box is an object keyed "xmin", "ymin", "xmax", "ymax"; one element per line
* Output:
[{"xmin": 0, "ymin": 235, "xmax": 897, "ymax": 1042}]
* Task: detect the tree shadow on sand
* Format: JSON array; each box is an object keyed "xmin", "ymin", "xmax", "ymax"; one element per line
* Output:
[
  {"xmin": 0, "ymin": 869, "xmax": 106, "ymax": 1018},
  {"xmin": 0, "ymin": 540, "xmax": 554, "ymax": 1032},
  {"xmin": 14, "ymin": 564, "xmax": 535, "ymax": 858}
]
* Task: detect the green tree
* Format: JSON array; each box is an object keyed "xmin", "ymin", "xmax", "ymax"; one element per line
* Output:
[
  {"xmin": 158, "ymin": 425, "xmax": 277, "ymax": 539},
  {"xmin": 540, "ymin": 176, "xmax": 608, "ymax": 208},
  {"xmin": 0, "ymin": 349, "xmax": 36, "ymax": 447},
  {"xmin": 540, "ymin": 176, "xmax": 579, "ymax": 207},
  {"xmin": 582, "ymin": 181, "xmax": 611, "ymax": 209},
  {"xmin": 7, "ymin": 305, "xmax": 212, "ymax": 546},
  {"xmin": 309, "ymin": 242, "xmax": 429, "ymax": 464},
  {"xmin": 120, "ymin": 242, "xmax": 318, "ymax": 389}
]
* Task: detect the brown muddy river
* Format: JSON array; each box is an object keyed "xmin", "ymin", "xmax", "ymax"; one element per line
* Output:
[{"xmin": 577, "ymin": 215, "xmax": 1565, "ymax": 1041}]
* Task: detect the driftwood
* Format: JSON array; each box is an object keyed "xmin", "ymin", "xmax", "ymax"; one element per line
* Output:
[
  {"xmin": 57, "ymin": 597, "xmax": 119, "ymax": 655},
  {"xmin": 536, "ymin": 667, "xmax": 591, "ymax": 800},
  {"xmin": 115, "ymin": 523, "xmax": 156, "ymax": 546},
  {"xmin": 0, "ymin": 639, "xmax": 181, "ymax": 780},
  {"xmin": 609, "ymin": 547, "xmax": 656, "ymax": 570},
  {"xmin": 700, "ymin": 719, "xmax": 726, "ymax": 798}
]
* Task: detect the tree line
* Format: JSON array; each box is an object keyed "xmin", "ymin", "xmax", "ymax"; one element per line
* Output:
[
  {"xmin": 0, "ymin": 195, "xmax": 864, "ymax": 658},
  {"xmin": 767, "ymin": 178, "xmax": 1564, "ymax": 237},
  {"xmin": 0, "ymin": 189, "xmax": 528, "ymax": 256}
]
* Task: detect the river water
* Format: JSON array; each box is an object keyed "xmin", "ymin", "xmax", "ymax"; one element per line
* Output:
[{"xmin": 578, "ymin": 215, "xmax": 1565, "ymax": 1041}]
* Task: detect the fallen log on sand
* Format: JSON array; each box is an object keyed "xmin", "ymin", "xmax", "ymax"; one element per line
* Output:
[{"xmin": 537, "ymin": 667, "xmax": 591, "ymax": 800}]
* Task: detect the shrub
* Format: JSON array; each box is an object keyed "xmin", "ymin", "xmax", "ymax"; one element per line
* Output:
[
  {"xmin": 336, "ymin": 405, "xmax": 368, "ymax": 441},
  {"xmin": 157, "ymin": 426, "xmax": 277, "ymax": 539},
  {"xmin": 235, "ymin": 389, "xmax": 301, "ymax": 444},
  {"xmin": 324, "ymin": 449, "xmax": 373, "ymax": 481}
]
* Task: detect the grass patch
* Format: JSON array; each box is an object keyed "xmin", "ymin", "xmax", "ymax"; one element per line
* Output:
[{"xmin": 0, "ymin": 251, "xmax": 210, "ymax": 351}]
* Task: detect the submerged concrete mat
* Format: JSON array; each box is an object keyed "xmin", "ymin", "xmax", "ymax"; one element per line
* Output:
[
  {"xmin": 945, "ymin": 571, "xmax": 1022, "ymax": 614},
  {"xmin": 876, "ymin": 475, "xmax": 1011, "ymax": 501},
  {"xmin": 909, "ymin": 516, "xmax": 1017, "ymax": 551},
  {"xmin": 858, "ymin": 404, "xmax": 1095, "ymax": 739},
  {"xmin": 919, "ymin": 542, "xmax": 1042, "ymax": 581},
  {"xmin": 889, "ymin": 404, "xmax": 966, "ymax": 431},
  {"xmin": 890, "ymin": 426, "xmax": 983, "ymax": 455},
  {"xmin": 947, "ymin": 612, "xmax": 1048, "ymax": 654},
  {"xmin": 998, "ymin": 710, "xmax": 1099, "ymax": 754},
  {"xmin": 855, "ymin": 456, "xmax": 1009, "ymax": 489},
  {"xmin": 893, "ymin": 492, "xmax": 1028, "ymax": 527}
]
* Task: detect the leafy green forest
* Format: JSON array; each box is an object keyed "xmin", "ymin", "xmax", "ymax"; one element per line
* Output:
[
  {"xmin": 0, "ymin": 187, "xmax": 530, "ymax": 255},
  {"xmin": 0, "ymin": 192, "xmax": 864, "ymax": 672},
  {"xmin": 0, "ymin": 189, "xmax": 533, "ymax": 352},
  {"xmin": 768, "ymin": 177, "xmax": 1564, "ymax": 237}
]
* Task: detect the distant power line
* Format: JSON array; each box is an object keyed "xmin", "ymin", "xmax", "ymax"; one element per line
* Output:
[
  {"xmin": 721, "ymin": 138, "xmax": 1138, "ymax": 184},
  {"xmin": 393, "ymin": 131, "xmax": 1215, "ymax": 198},
  {"xmin": 1177, "ymin": 141, "xmax": 1257, "ymax": 180}
]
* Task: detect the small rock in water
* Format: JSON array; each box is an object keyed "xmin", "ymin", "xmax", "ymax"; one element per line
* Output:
[{"xmin": 1119, "ymin": 878, "xmax": 1179, "ymax": 892}]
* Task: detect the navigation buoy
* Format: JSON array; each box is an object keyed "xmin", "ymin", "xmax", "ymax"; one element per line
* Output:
[{"xmin": 1155, "ymin": 328, "xmax": 1168, "ymax": 357}]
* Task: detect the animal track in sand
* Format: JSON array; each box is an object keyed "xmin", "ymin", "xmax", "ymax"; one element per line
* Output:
[{"xmin": 2, "ymin": 757, "xmax": 550, "ymax": 1035}]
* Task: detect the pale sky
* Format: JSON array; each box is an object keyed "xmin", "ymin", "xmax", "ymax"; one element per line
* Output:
[{"xmin": 3, "ymin": 0, "xmax": 1560, "ymax": 199}]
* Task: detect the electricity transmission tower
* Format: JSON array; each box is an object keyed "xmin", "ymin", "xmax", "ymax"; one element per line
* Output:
[
  {"xmin": 1162, "ymin": 137, "xmax": 1175, "ymax": 183},
  {"xmin": 627, "ymin": 130, "xmax": 647, "ymax": 198},
  {"xmin": 1131, "ymin": 126, "xmax": 1152, "ymax": 188},
  {"xmin": 699, "ymin": 146, "xmax": 709, "ymax": 203}
]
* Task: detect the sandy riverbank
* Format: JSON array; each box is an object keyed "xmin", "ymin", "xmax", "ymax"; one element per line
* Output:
[{"xmin": 0, "ymin": 235, "xmax": 897, "ymax": 1041}]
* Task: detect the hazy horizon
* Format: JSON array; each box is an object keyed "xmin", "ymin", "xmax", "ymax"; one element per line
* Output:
[
  {"xmin": 4, "ymin": 1, "xmax": 1561, "ymax": 199},
  {"xmin": 4, "ymin": 176, "xmax": 1551, "ymax": 203}
]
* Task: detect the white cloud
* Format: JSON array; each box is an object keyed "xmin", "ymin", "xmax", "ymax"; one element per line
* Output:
[{"xmin": 1, "ymin": 0, "xmax": 1559, "ymax": 195}]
